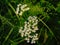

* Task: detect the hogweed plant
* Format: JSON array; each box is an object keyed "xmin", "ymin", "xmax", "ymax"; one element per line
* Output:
[
  {"xmin": 0, "ymin": 0, "xmax": 60, "ymax": 45},
  {"xmin": 4, "ymin": 3, "xmax": 57, "ymax": 45},
  {"xmin": 19, "ymin": 16, "xmax": 39, "ymax": 44},
  {"xmin": 15, "ymin": 4, "xmax": 30, "ymax": 16}
]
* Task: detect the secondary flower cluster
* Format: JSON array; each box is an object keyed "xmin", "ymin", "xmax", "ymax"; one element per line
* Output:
[
  {"xmin": 19, "ymin": 16, "xmax": 39, "ymax": 44},
  {"xmin": 15, "ymin": 4, "xmax": 30, "ymax": 16}
]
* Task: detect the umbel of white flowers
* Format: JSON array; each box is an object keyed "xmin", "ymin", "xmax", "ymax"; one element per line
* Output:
[
  {"xmin": 19, "ymin": 16, "xmax": 39, "ymax": 44},
  {"xmin": 15, "ymin": 4, "xmax": 30, "ymax": 16}
]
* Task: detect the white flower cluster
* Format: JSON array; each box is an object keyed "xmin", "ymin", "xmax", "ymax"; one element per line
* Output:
[
  {"xmin": 19, "ymin": 16, "xmax": 39, "ymax": 44},
  {"xmin": 15, "ymin": 4, "xmax": 30, "ymax": 16}
]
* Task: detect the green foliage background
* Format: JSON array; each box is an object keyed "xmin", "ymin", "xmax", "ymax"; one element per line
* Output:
[{"xmin": 0, "ymin": 0, "xmax": 60, "ymax": 45}]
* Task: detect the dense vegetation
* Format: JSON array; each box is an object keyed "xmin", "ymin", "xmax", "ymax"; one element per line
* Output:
[{"xmin": 0, "ymin": 0, "xmax": 60, "ymax": 45}]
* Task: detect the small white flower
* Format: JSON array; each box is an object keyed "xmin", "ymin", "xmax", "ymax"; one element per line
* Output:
[
  {"xmin": 26, "ymin": 31, "xmax": 30, "ymax": 33},
  {"xmin": 33, "ymin": 35, "xmax": 37, "ymax": 38},
  {"xmin": 29, "ymin": 20, "xmax": 31, "ymax": 22},
  {"xmin": 33, "ymin": 41, "xmax": 36, "ymax": 43},
  {"xmin": 28, "ymin": 35, "xmax": 32, "ymax": 38},
  {"xmin": 21, "ymin": 4, "xmax": 27, "ymax": 10},
  {"xmin": 24, "ymin": 24, "xmax": 27, "ymax": 27},
  {"xmin": 28, "ymin": 16, "xmax": 31, "ymax": 20},
  {"xmin": 32, "ymin": 30, "xmax": 36, "ymax": 33},
  {"xmin": 17, "ymin": 4, "xmax": 22, "ymax": 7},
  {"xmin": 32, "ymin": 20, "xmax": 34, "ymax": 23},
  {"xmin": 36, "ymin": 33, "xmax": 38, "ymax": 36},
  {"xmin": 25, "ymin": 38, "xmax": 30, "ymax": 41},
  {"xmin": 31, "ymin": 40, "xmax": 35, "ymax": 44},
  {"xmin": 31, "ymin": 41, "xmax": 34, "ymax": 44},
  {"xmin": 25, "ymin": 34, "xmax": 27, "ymax": 36},
  {"xmin": 22, "ymin": 8, "xmax": 30, "ymax": 12},
  {"xmin": 34, "ymin": 27, "xmax": 38, "ymax": 31},
  {"xmin": 27, "ymin": 40, "xmax": 30, "ymax": 43},
  {"xmin": 21, "ymin": 33, "xmax": 24, "ymax": 37},
  {"xmin": 28, "ymin": 24, "xmax": 31, "ymax": 27},
  {"xmin": 16, "ymin": 7, "xmax": 19, "ymax": 14},
  {"xmin": 32, "ymin": 25, "xmax": 35, "ymax": 28},
  {"xmin": 33, "ymin": 23, "xmax": 37, "ymax": 26},
  {"xmin": 27, "ymin": 22, "xmax": 29, "ymax": 24},
  {"xmin": 24, "ymin": 21, "xmax": 27, "ymax": 24},
  {"xmin": 35, "ymin": 38, "xmax": 38, "ymax": 40},
  {"xmin": 28, "ymin": 31, "xmax": 31, "ymax": 34},
  {"xmin": 19, "ymin": 29, "xmax": 22, "ymax": 33},
  {"xmin": 21, "ymin": 4, "xmax": 30, "ymax": 12},
  {"xmin": 20, "ymin": 27, "xmax": 23, "ymax": 29},
  {"xmin": 19, "ymin": 11, "xmax": 23, "ymax": 16},
  {"xmin": 25, "ymin": 32, "xmax": 29, "ymax": 35}
]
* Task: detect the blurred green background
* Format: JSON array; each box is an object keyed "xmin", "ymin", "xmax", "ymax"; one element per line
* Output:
[{"xmin": 0, "ymin": 0, "xmax": 60, "ymax": 45}]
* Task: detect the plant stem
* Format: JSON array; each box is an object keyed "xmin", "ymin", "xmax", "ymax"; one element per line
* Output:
[
  {"xmin": 0, "ymin": 15, "xmax": 14, "ymax": 27},
  {"xmin": 2, "ymin": 28, "xmax": 14, "ymax": 45},
  {"xmin": 38, "ymin": 18, "xmax": 57, "ymax": 40},
  {"xmin": 8, "ymin": 3, "xmax": 20, "ymax": 21}
]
